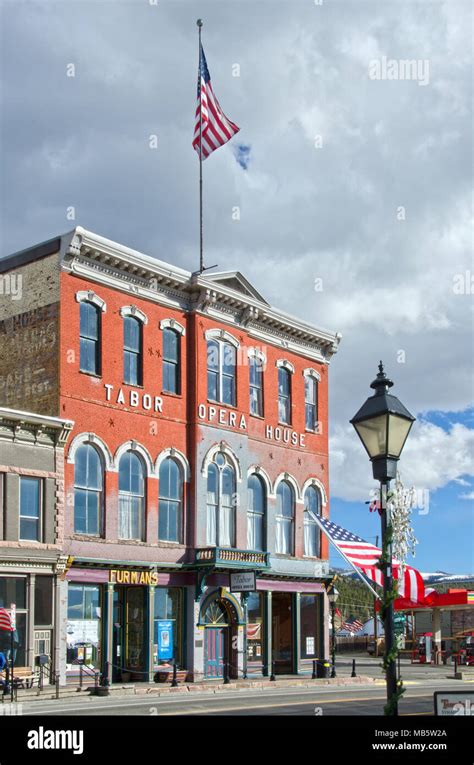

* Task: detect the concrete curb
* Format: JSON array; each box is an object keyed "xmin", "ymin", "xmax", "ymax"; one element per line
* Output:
[{"xmin": 12, "ymin": 675, "xmax": 377, "ymax": 702}]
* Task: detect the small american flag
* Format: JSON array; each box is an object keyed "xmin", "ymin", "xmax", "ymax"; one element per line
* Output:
[
  {"xmin": 193, "ymin": 44, "xmax": 240, "ymax": 160},
  {"xmin": 314, "ymin": 516, "xmax": 425, "ymax": 604},
  {"xmin": 0, "ymin": 608, "xmax": 13, "ymax": 632},
  {"xmin": 342, "ymin": 618, "xmax": 364, "ymax": 633}
]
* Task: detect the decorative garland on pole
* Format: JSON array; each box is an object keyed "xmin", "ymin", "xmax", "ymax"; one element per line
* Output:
[{"xmin": 377, "ymin": 497, "xmax": 406, "ymax": 716}]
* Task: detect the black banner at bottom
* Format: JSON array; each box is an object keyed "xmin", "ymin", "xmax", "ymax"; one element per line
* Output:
[{"xmin": 0, "ymin": 715, "xmax": 471, "ymax": 763}]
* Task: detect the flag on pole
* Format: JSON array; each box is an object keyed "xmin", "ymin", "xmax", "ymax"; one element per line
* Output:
[
  {"xmin": 0, "ymin": 608, "xmax": 13, "ymax": 632},
  {"xmin": 193, "ymin": 44, "xmax": 240, "ymax": 160},
  {"xmin": 341, "ymin": 617, "xmax": 364, "ymax": 633},
  {"xmin": 313, "ymin": 516, "xmax": 425, "ymax": 604}
]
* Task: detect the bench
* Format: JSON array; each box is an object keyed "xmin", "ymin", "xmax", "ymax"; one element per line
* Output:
[{"xmin": 0, "ymin": 667, "xmax": 38, "ymax": 689}]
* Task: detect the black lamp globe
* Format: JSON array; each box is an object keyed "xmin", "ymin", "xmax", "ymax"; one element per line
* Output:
[{"xmin": 350, "ymin": 362, "xmax": 415, "ymax": 482}]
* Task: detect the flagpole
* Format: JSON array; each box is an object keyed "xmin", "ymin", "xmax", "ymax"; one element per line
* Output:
[
  {"xmin": 308, "ymin": 510, "xmax": 381, "ymax": 600},
  {"xmin": 197, "ymin": 19, "xmax": 204, "ymax": 273}
]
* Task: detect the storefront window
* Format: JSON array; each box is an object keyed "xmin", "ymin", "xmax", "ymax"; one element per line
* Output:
[
  {"xmin": 34, "ymin": 576, "xmax": 53, "ymax": 626},
  {"xmin": 246, "ymin": 592, "xmax": 264, "ymax": 666},
  {"xmin": 0, "ymin": 612, "xmax": 26, "ymax": 667},
  {"xmin": 153, "ymin": 588, "xmax": 183, "ymax": 668},
  {"xmin": 0, "ymin": 578, "xmax": 27, "ymax": 666},
  {"xmin": 0, "ymin": 577, "xmax": 26, "ymax": 609},
  {"xmin": 300, "ymin": 594, "xmax": 319, "ymax": 659},
  {"xmin": 67, "ymin": 584, "xmax": 101, "ymax": 669}
]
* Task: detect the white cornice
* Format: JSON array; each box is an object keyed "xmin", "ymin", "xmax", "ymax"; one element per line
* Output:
[{"xmin": 59, "ymin": 227, "xmax": 342, "ymax": 361}]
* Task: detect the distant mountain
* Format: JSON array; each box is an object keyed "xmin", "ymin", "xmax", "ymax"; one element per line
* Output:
[{"xmin": 421, "ymin": 572, "xmax": 474, "ymax": 585}]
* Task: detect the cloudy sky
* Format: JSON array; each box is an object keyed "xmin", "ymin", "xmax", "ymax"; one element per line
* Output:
[{"xmin": 1, "ymin": 0, "xmax": 472, "ymax": 572}]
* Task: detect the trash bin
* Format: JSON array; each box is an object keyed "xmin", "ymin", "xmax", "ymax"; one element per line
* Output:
[{"xmin": 316, "ymin": 659, "xmax": 330, "ymax": 678}]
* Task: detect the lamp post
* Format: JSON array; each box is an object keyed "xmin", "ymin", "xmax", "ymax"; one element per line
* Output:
[
  {"xmin": 350, "ymin": 362, "xmax": 415, "ymax": 716},
  {"xmin": 327, "ymin": 586, "xmax": 339, "ymax": 678}
]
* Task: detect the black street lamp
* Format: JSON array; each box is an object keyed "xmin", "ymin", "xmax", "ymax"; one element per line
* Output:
[
  {"xmin": 327, "ymin": 586, "xmax": 339, "ymax": 678},
  {"xmin": 350, "ymin": 362, "xmax": 415, "ymax": 715}
]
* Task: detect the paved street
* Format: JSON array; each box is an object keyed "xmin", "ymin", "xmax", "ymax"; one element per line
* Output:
[{"xmin": 16, "ymin": 656, "xmax": 473, "ymax": 716}]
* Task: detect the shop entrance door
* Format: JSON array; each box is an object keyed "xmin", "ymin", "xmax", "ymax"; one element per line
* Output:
[
  {"xmin": 204, "ymin": 628, "xmax": 227, "ymax": 679},
  {"xmin": 272, "ymin": 592, "xmax": 294, "ymax": 674},
  {"xmin": 113, "ymin": 587, "xmax": 147, "ymax": 680},
  {"xmin": 125, "ymin": 587, "xmax": 146, "ymax": 678}
]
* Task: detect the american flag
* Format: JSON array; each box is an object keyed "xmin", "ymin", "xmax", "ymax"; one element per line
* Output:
[
  {"xmin": 341, "ymin": 618, "xmax": 364, "ymax": 633},
  {"xmin": 314, "ymin": 516, "xmax": 425, "ymax": 604},
  {"xmin": 193, "ymin": 44, "xmax": 240, "ymax": 160},
  {"xmin": 0, "ymin": 608, "xmax": 13, "ymax": 632}
]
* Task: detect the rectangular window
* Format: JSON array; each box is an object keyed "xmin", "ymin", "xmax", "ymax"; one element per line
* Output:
[
  {"xmin": 0, "ymin": 577, "xmax": 26, "ymax": 609},
  {"xmin": 305, "ymin": 376, "xmax": 318, "ymax": 431},
  {"xmin": 124, "ymin": 316, "xmax": 142, "ymax": 386},
  {"xmin": 162, "ymin": 328, "xmax": 180, "ymax": 394},
  {"xmin": 67, "ymin": 584, "xmax": 101, "ymax": 669},
  {"xmin": 249, "ymin": 356, "xmax": 264, "ymax": 417},
  {"xmin": 19, "ymin": 477, "xmax": 41, "ymax": 541},
  {"xmin": 278, "ymin": 368, "xmax": 291, "ymax": 425},
  {"xmin": 80, "ymin": 302, "xmax": 100, "ymax": 375},
  {"xmin": 34, "ymin": 576, "xmax": 54, "ymax": 626}
]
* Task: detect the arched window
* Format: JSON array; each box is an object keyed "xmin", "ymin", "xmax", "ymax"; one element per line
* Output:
[
  {"xmin": 304, "ymin": 485, "xmax": 321, "ymax": 557},
  {"xmin": 206, "ymin": 454, "xmax": 236, "ymax": 547},
  {"xmin": 207, "ymin": 339, "xmax": 236, "ymax": 406},
  {"xmin": 80, "ymin": 302, "xmax": 101, "ymax": 375},
  {"xmin": 162, "ymin": 328, "xmax": 181, "ymax": 394},
  {"xmin": 305, "ymin": 376, "xmax": 318, "ymax": 432},
  {"xmin": 118, "ymin": 451, "xmax": 145, "ymax": 540},
  {"xmin": 278, "ymin": 367, "xmax": 291, "ymax": 424},
  {"xmin": 158, "ymin": 457, "xmax": 183, "ymax": 542},
  {"xmin": 276, "ymin": 481, "xmax": 294, "ymax": 555},
  {"xmin": 247, "ymin": 474, "xmax": 265, "ymax": 551},
  {"xmin": 123, "ymin": 316, "xmax": 143, "ymax": 386},
  {"xmin": 249, "ymin": 356, "xmax": 264, "ymax": 417},
  {"xmin": 74, "ymin": 444, "xmax": 103, "ymax": 535}
]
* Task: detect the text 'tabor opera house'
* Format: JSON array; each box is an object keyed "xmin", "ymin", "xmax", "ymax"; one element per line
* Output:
[{"xmin": 0, "ymin": 227, "xmax": 341, "ymax": 683}]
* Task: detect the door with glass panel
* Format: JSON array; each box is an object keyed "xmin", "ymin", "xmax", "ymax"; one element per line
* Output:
[{"xmin": 125, "ymin": 588, "xmax": 146, "ymax": 676}]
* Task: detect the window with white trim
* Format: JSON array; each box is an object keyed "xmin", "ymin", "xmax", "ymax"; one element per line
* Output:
[
  {"xmin": 158, "ymin": 457, "xmax": 183, "ymax": 543},
  {"xmin": 305, "ymin": 375, "xmax": 318, "ymax": 432},
  {"xmin": 304, "ymin": 485, "xmax": 321, "ymax": 557},
  {"xmin": 247, "ymin": 473, "xmax": 265, "ymax": 551},
  {"xmin": 80, "ymin": 302, "xmax": 101, "ymax": 375},
  {"xmin": 123, "ymin": 316, "xmax": 143, "ymax": 386},
  {"xmin": 206, "ymin": 454, "xmax": 236, "ymax": 547},
  {"xmin": 249, "ymin": 355, "xmax": 264, "ymax": 417},
  {"xmin": 278, "ymin": 367, "xmax": 291, "ymax": 425},
  {"xmin": 275, "ymin": 481, "xmax": 294, "ymax": 555},
  {"xmin": 207, "ymin": 339, "xmax": 236, "ymax": 406},
  {"xmin": 19, "ymin": 477, "xmax": 42, "ymax": 542},
  {"xmin": 118, "ymin": 451, "xmax": 145, "ymax": 541},
  {"xmin": 74, "ymin": 444, "xmax": 103, "ymax": 536},
  {"xmin": 162, "ymin": 328, "xmax": 180, "ymax": 395}
]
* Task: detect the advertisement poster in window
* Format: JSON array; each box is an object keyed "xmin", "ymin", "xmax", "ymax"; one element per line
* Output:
[{"xmin": 156, "ymin": 620, "xmax": 174, "ymax": 661}]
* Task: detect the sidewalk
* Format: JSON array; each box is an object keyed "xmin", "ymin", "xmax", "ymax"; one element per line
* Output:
[{"xmin": 5, "ymin": 672, "xmax": 378, "ymax": 703}]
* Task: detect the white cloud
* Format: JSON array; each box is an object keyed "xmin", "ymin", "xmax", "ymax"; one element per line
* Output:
[{"xmin": 330, "ymin": 421, "xmax": 474, "ymax": 502}]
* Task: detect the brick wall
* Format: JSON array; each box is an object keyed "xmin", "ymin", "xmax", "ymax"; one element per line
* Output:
[{"xmin": 0, "ymin": 254, "xmax": 60, "ymax": 414}]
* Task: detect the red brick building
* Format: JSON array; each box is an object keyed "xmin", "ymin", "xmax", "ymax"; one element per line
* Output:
[{"xmin": 0, "ymin": 226, "xmax": 341, "ymax": 682}]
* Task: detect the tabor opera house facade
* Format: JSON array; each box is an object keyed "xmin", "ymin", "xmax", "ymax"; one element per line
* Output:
[{"xmin": 0, "ymin": 227, "xmax": 341, "ymax": 682}]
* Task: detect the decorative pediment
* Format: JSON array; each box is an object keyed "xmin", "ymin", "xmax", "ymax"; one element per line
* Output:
[{"xmin": 204, "ymin": 271, "xmax": 269, "ymax": 306}]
